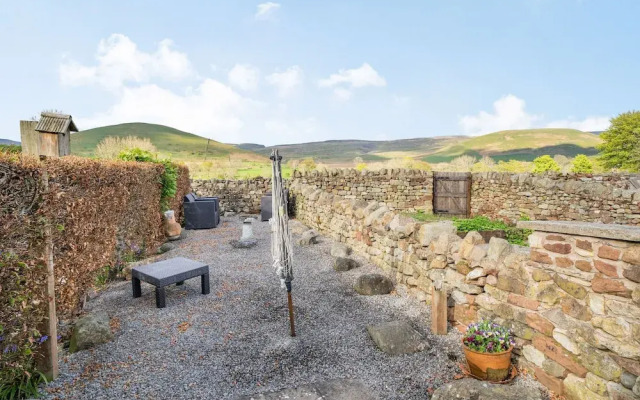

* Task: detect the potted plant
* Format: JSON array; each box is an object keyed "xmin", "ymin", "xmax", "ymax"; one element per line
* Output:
[{"xmin": 462, "ymin": 319, "xmax": 515, "ymax": 381}]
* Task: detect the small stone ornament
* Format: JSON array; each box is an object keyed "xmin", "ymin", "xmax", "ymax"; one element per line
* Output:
[
  {"xmin": 164, "ymin": 210, "xmax": 182, "ymax": 241},
  {"xmin": 231, "ymin": 218, "xmax": 258, "ymax": 248}
]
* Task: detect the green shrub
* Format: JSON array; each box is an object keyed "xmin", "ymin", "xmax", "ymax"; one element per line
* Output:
[
  {"xmin": 0, "ymin": 144, "xmax": 21, "ymax": 154},
  {"xmin": 532, "ymin": 155, "xmax": 560, "ymax": 173},
  {"xmin": 453, "ymin": 216, "xmax": 531, "ymax": 246},
  {"xmin": 598, "ymin": 110, "xmax": 640, "ymax": 172},
  {"xmin": 571, "ymin": 154, "xmax": 594, "ymax": 173},
  {"xmin": 117, "ymin": 148, "xmax": 178, "ymax": 211}
]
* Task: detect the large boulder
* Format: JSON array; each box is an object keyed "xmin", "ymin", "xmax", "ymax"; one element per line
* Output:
[
  {"xmin": 354, "ymin": 274, "xmax": 394, "ymax": 295},
  {"xmin": 418, "ymin": 221, "xmax": 456, "ymax": 246},
  {"xmin": 69, "ymin": 312, "xmax": 113, "ymax": 353},
  {"xmin": 237, "ymin": 379, "xmax": 378, "ymax": 400},
  {"xmin": 297, "ymin": 230, "xmax": 319, "ymax": 246},
  {"xmin": 331, "ymin": 243, "xmax": 352, "ymax": 258},
  {"xmin": 366, "ymin": 321, "xmax": 425, "ymax": 355},
  {"xmin": 431, "ymin": 379, "xmax": 543, "ymax": 400},
  {"xmin": 334, "ymin": 257, "xmax": 360, "ymax": 272}
]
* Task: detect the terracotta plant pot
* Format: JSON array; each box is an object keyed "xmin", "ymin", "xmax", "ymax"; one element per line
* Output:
[{"xmin": 462, "ymin": 339, "xmax": 513, "ymax": 381}]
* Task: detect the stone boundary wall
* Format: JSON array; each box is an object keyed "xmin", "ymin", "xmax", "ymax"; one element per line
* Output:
[
  {"xmin": 192, "ymin": 169, "xmax": 433, "ymax": 214},
  {"xmin": 290, "ymin": 181, "xmax": 640, "ymax": 399},
  {"xmin": 191, "ymin": 177, "xmax": 271, "ymax": 213},
  {"xmin": 471, "ymin": 172, "xmax": 640, "ymax": 225}
]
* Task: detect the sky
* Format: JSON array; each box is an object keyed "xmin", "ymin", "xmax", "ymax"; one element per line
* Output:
[{"xmin": 1, "ymin": 0, "xmax": 638, "ymax": 146}]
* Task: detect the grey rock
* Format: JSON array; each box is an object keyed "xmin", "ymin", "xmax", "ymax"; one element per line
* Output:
[
  {"xmin": 635, "ymin": 376, "xmax": 640, "ymax": 396},
  {"xmin": 431, "ymin": 379, "xmax": 543, "ymax": 400},
  {"xmin": 621, "ymin": 371, "xmax": 637, "ymax": 390},
  {"xmin": 237, "ymin": 379, "xmax": 378, "ymax": 400},
  {"xmin": 334, "ymin": 257, "xmax": 360, "ymax": 272},
  {"xmin": 224, "ymin": 211, "xmax": 236, "ymax": 217},
  {"xmin": 354, "ymin": 274, "xmax": 394, "ymax": 295},
  {"xmin": 487, "ymin": 237, "xmax": 512, "ymax": 261},
  {"xmin": 331, "ymin": 243, "xmax": 352, "ymax": 258},
  {"xmin": 418, "ymin": 221, "xmax": 456, "ymax": 246},
  {"xmin": 158, "ymin": 242, "xmax": 177, "ymax": 254},
  {"xmin": 230, "ymin": 239, "xmax": 258, "ymax": 248},
  {"xmin": 297, "ymin": 230, "xmax": 319, "ymax": 246},
  {"xmin": 366, "ymin": 321, "xmax": 425, "ymax": 355},
  {"xmin": 69, "ymin": 312, "xmax": 113, "ymax": 353}
]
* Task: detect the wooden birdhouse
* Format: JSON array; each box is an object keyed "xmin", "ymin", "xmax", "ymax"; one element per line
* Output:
[{"xmin": 20, "ymin": 112, "xmax": 78, "ymax": 157}]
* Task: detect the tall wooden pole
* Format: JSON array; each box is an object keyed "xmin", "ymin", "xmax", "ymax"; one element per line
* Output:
[{"xmin": 42, "ymin": 165, "xmax": 59, "ymax": 380}]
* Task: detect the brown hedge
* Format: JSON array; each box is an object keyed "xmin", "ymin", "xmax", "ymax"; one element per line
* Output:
[{"xmin": 0, "ymin": 154, "xmax": 190, "ymax": 379}]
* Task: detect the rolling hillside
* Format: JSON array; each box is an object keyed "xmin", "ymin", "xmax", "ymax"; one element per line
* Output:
[
  {"xmin": 0, "ymin": 138, "xmax": 20, "ymax": 145},
  {"xmin": 422, "ymin": 129, "xmax": 602, "ymax": 162},
  {"xmin": 247, "ymin": 136, "xmax": 463, "ymax": 164},
  {"xmin": 71, "ymin": 123, "xmax": 265, "ymax": 161}
]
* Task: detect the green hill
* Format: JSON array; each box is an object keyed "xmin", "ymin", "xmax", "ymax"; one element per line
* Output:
[
  {"xmin": 422, "ymin": 128, "xmax": 602, "ymax": 163},
  {"xmin": 71, "ymin": 123, "xmax": 265, "ymax": 161},
  {"xmin": 249, "ymin": 137, "xmax": 462, "ymax": 164}
]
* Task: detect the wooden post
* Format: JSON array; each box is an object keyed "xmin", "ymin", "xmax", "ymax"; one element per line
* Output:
[
  {"xmin": 431, "ymin": 280, "xmax": 447, "ymax": 335},
  {"xmin": 42, "ymin": 165, "xmax": 59, "ymax": 380}
]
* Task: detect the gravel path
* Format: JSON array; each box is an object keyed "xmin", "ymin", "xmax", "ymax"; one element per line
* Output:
[{"xmin": 41, "ymin": 217, "xmax": 545, "ymax": 400}]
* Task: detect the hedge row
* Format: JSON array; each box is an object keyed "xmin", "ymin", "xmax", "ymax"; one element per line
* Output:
[{"xmin": 0, "ymin": 154, "xmax": 190, "ymax": 391}]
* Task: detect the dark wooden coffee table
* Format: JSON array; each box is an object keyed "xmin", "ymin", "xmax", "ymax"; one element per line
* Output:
[{"xmin": 131, "ymin": 257, "xmax": 210, "ymax": 308}]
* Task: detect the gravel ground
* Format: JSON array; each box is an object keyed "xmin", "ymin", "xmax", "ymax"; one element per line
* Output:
[{"xmin": 40, "ymin": 217, "xmax": 546, "ymax": 400}]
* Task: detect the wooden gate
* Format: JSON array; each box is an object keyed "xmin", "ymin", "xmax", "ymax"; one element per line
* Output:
[{"xmin": 433, "ymin": 172, "xmax": 471, "ymax": 217}]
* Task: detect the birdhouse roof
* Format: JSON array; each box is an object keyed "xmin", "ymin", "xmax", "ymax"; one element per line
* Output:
[{"xmin": 35, "ymin": 112, "xmax": 78, "ymax": 134}]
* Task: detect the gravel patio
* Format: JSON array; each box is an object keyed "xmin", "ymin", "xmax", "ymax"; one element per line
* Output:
[{"xmin": 40, "ymin": 216, "xmax": 541, "ymax": 399}]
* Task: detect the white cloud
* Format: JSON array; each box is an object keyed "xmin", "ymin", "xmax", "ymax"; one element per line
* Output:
[
  {"xmin": 266, "ymin": 66, "xmax": 304, "ymax": 97},
  {"xmin": 459, "ymin": 94, "xmax": 542, "ymax": 136},
  {"xmin": 77, "ymin": 80, "xmax": 256, "ymax": 142},
  {"xmin": 255, "ymin": 2, "xmax": 280, "ymax": 20},
  {"xmin": 228, "ymin": 64, "xmax": 260, "ymax": 91},
  {"xmin": 59, "ymin": 34, "xmax": 193, "ymax": 91},
  {"xmin": 546, "ymin": 116, "xmax": 610, "ymax": 132},
  {"xmin": 319, "ymin": 63, "xmax": 386, "ymax": 89}
]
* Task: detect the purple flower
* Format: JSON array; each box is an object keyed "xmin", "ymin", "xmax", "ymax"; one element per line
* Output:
[
  {"xmin": 3, "ymin": 344, "xmax": 18, "ymax": 354},
  {"xmin": 38, "ymin": 335, "xmax": 49, "ymax": 344}
]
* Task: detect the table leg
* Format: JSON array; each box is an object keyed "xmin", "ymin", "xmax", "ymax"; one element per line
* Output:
[
  {"xmin": 201, "ymin": 273, "xmax": 210, "ymax": 295},
  {"xmin": 155, "ymin": 286, "xmax": 166, "ymax": 308},
  {"xmin": 176, "ymin": 281, "xmax": 185, "ymax": 286},
  {"xmin": 132, "ymin": 277, "xmax": 141, "ymax": 298}
]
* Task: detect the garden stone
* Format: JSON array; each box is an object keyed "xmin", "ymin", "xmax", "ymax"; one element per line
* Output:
[
  {"xmin": 418, "ymin": 220, "xmax": 456, "ymax": 246},
  {"xmin": 354, "ymin": 274, "xmax": 394, "ymax": 295},
  {"xmin": 331, "ymin": 243, "xmax": 352, "ymax": 258},
  {"xmin": 366, "ymin": 321, "xmax": 425, "ymax": 355},
  {"xmin": 621, "ymin": 371, "xmax": 637, "ymax": 390},
  {"xmin": 158, "ymin": 242, "xmax": 177, "ymax": 254},
  {"xmin": 238, "ymin": 379, "xmax": 378, "ymax": 400},
  {"xmin": 297, "ymin": 229, "xmax": 319, "ymax": 246},
  {"xmin": 431, "ymin": 379, "xmax": 542, "ymax": 400},
  {"xmin": 230, "ymin": 238, "xmax": 258, "ymax": 248},
  {"xmin": 69, "ymin": 312, "xmax": 113, "ymax": 353},
  {"xmin": 487, "ymin": 237, "xmax": 512, "ymax": 261},
  {"xmin": 334, "ymin": 257, "xmax": 360, "ymax": 272}
]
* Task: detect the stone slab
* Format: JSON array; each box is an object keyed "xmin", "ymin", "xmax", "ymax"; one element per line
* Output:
[
  {"xmin": 431, "ymin": 379, "xmax": 543, "ymax": 400},
  {"xmin": 366, "ymin": 320, "xmax": 425, "ymax": 355},
  {"xmin": 517, "ymin": 221, "xmax": 640, "ymax": 242},
  {"xmin": 237, "ymin": 379, "xmax": 378, "ymax": 400}
]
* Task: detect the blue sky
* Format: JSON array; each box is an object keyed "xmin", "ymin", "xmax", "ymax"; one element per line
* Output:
[{"xmin": 1, "ymin": 0, "xmax": 638, "ymax": 145}]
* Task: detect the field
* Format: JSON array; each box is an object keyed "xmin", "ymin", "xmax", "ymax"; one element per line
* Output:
[
  {"xmin": 71, "ymin": 123, "xmax": 266, "ymax": 162},
  {"xmin": 422, "ymin": 129, "xmax": 602, "ymax": 162}
]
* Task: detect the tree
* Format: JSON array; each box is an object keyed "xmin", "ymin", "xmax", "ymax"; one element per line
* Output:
[
  {"xmin": 571, "ymin": 154, "xmax": 594, "ymax": 173},
  {"xmin": 495, "ymin": 160, "xmax": 530, "ymax": 173},
  {"xmin": 471, "ymin": 156, "xmax": 496, "ymax": 172},
  {"xmin": 598, "ymin": 111, "xmax": 640, "ymax": 172},
  {"xmin": 298, "ymin": 157, "xmax": 317, "ymax": 172},
  {"xmin": 449, "ymin": 155, "xmax": 477, "ymax": 172},
  {"xmin": 532, "ymin": 155, "xmax": 561, "ymax": 173}
]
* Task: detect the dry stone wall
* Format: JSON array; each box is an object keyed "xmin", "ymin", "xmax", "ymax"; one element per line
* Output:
[
  {"xmin": 472, "ymin": 172, "xmax": 640, "ymax": 225},
  {"xmin": 290, "ymin": 181, "xmax": 640, "ymax": 399},
  {"xmin": 191, "ymin": 177, "xmax": 271, "ymax": 213}
]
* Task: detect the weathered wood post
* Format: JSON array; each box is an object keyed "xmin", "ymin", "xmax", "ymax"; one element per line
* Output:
[
  {"xmin": 431, "ymin": 280, "xmax": 447, "ymax": 335},
  {"xmin": 41, "ymin": 163, "xmax": 59, "ymax": 380}
]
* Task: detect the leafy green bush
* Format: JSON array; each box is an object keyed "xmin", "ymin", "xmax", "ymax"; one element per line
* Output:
[
  {"xmin": 598, "ymin": 111, "xmax": 640, "ymax": 172},
  {"xmin": 453, "ymin": 216, "xmax": 531, "ymax": 246},
  {"xmin": 571, "ymin": 154, "xmax": 594, "ymax": 173},
  {"xmin": 117, "ymin": 148, "xmax": 178, "ymax": 211},
  {"xmin": 532, "ymin": 155, "xmax": 561, "ymax": 173}
]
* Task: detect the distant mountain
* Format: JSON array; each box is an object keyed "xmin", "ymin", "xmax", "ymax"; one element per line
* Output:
[
  {"xmin": 246, "ymin": 137, "xmax": 462, "ymax": 164},
  {"xmin": 71, "ymin": 123, "xmax": 266, "ymax": 161},
  {"xmin": 0, "ymin": 138, "xmax": 20, "ymax": 145},
  {"xmin": 236, "ymin": 143, "xmax": 266, "ymax": 151},
  {"xmin": 422, "ymin": 128, "xmax": 602, "ymax": 162}
]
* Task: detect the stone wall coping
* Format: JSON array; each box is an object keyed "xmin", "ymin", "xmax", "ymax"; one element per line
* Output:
[{"xmin": 517, "ymin": 220, "xmax": 640, "ymax": 242}]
